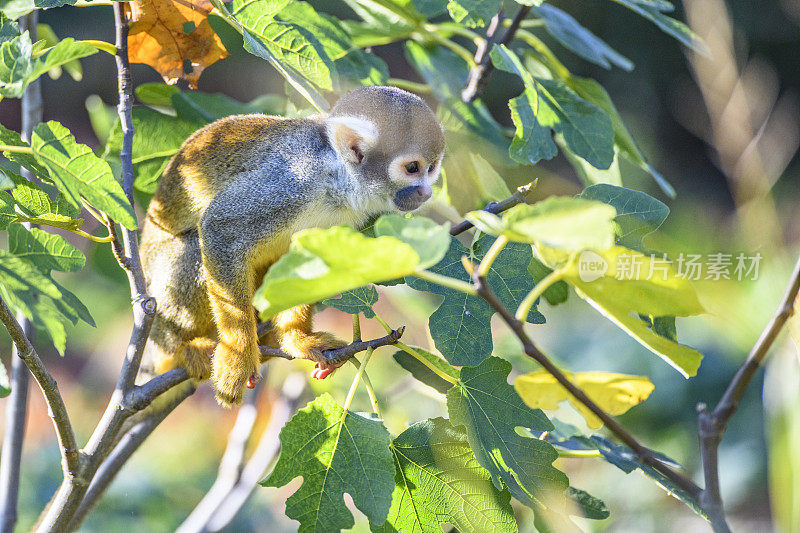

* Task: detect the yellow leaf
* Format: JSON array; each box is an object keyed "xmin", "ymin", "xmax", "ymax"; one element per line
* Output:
[
  {"xmin": 126, "ymin": 0, "xmax": 229, "ymax": 89},
  {"xmin": 514, "ymin": 370, "xmax": 655, "ymax": 429}
]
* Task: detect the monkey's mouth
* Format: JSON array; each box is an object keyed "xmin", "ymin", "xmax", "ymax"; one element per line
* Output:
[{"xmin": 393, "ymin": 184, "xmax": 432, "ymax": 211}]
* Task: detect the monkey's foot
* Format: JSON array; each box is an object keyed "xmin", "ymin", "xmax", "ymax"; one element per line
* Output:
[
  {"xmin": 280, "ymin": 331, "xmax": 348, "ymax": 380},
  {"xmin": 211, "ymin": 348, "xmax": 260, "ymax": 407}
]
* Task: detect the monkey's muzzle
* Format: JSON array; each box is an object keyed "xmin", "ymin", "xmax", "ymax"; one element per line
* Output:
[{"xmin": 393, "ymin": 183, "xmax": 432, "ymax": 211}]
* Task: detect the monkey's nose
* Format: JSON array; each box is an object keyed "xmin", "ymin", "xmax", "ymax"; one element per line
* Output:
[
  {"xmin": 393, "ymin": 183, "xmax": 433, "ymax": 211},
  {"xmin": 415, "ymin": 183, "xmax": 432, "ymax": 202}
]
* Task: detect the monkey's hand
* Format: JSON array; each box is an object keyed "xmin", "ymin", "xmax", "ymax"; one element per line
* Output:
[
  {"xmin": 211, "ymin": 343, "xmax": 260, "ymax": 407},
  {"xmin": 280, "ymin": 331, "xmax": 348, "ymax": 379}
]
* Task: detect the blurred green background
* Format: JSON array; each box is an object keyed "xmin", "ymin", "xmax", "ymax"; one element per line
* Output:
[{"xmin": 1, "ymin": 0, "xmax": 799, "ymax": 531}]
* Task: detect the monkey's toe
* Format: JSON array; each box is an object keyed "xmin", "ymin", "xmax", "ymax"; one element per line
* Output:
[{"xmin": 310, "ymin": 361, "xmax": 343, "ymax": 379}]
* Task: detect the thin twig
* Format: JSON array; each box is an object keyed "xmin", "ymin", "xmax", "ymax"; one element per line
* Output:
[
  {"xmin": 697, "ymin": 252, "xmax": 800, "ymax": 532},
  {"xmin": 259, "ymin": 327, "xmax": 405, "ymax": 365},
  {"xmin": 450, "ymin": 180, "xmax": 536, "ymax": 236},
  {"xmin": 0, "ymin": 14, "xmax": 41, "ymax": 531},
  {"xmin": 461, "ymin": 6, "xmax": 531, "ymax": 102},
  {"xmin": 0, "ymin": 297, "xmax": 81, "ymax": 480},
  {"xmin": 472, "ymin": 274, "xmax": 703, "ymax": 500}
]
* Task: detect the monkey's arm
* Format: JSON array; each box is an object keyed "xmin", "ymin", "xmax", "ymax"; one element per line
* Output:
[{"xmin": 199, "ymin": 178, "xmax": 346, "ymax": 405}]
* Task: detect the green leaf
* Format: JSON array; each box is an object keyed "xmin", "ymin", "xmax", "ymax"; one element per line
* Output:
[
  {"xmin": 405, "ymin": 41, "xmax": 468, "ymax": 102},
  {"xmin": 322, "ymin": 285, "xmax": 378, "ymax": 318},
  {"xmin": 532, "ymin": 4, "xmax": 632, "ymax": 70},
  {"xmin": 230, "ymin": 0, "xmax": 334, "ymax": 91},
  {"xmin": 8, "ymin": 223, "xmax": 85, "ymax": 273},
  {"xmin": 558, "ymin": 135, "xmax": 623, "ymax": 188},
  {"xmin": 0, "ymin": 1, "xmax": 36, "ymax": 21},
  {"xmin": 528, "ymin": 257, "xmax": 569, "ymax": 306},
  {"xmin": 0, "ymin": 32, "xmax": 33, "ymax": 98},
  {"xmin": 32, "ymin": 121, "xmax": 136, "ymax": 229},
  {"xmin": 407, "ymin": 235, "xmax": 545, "ymax": 366},
  {"xmin": 373, "ymin": 215, "xmax": 450, "ymax": 270},
  {"xmin": 0, "ymin": 358, "xmax": 9, "ymax": 397},
  {"xmin": 567, "ymin": 487, "xmax": 610, "ymax": 520},
  {"xmin": 612, "ymin": 0, "xmax": 709, "ymax": 54},
  {"xmin": 0, "ymin": 32, "xmax": 95, "ymax": 98},
  {"xmin": 135, "ymin": 82, "xmax": 180, "ymax": 107},
  {"xmin": 447, "ymin": 0, "xmax": 501, "ymax": 27},
  {"xmin": 577, "ymin": 184, "xmax": 669, "ymax": 251},
  {"xmin": 172, "ymin": 91, "xmax": 282, "ymax": 122},
  {"xmin": 392, "ymin": 346, "xmax": 459, "ymax": 394},
  {"xmin": 254, "ymin": 226, "xmax": 420, "ymax": 319},
  {"xmin": 447, "ymin": 357, "xmax": 568, "ymax": 509},
  {"xmin": 51, "ymin": 279, "xmax": 94, "ymax": 327},
  {"xmin": 276, "ymin": 2, "xmax": 388, "ymax": 86},
  {"xmin": 468, "ymin": 197, "xmax": 617, "ymax": 252},
  {"xmin": 104, "ymin": 107, "xmax": 203, "ymax": 194},
  {"xmin": 0, "ymin": 13, "xmax": 19, "ymax": 43},
  {"xmin": 0, "ymin": 191, "xmax": 17, "ymax": 229},
  {"xmin": 0, "ymin": 167, "xmax": 14, "ymax": 188},
  {"xmin": 568, "ymin": 76, "xmax": 675, "ymax": 196},
  {"xmin": 0, "ymin": 248, "xmax": 69, "ymax": 353},
  {"xmin": 372, "ymin": 418, "xmax": 518, "ymax": 533},
  {"xmin": 491, "ymin": 45, "xmax": 614, "ymax": 168},
  {"xmin": 261, "ymin": 393, "xmax": 394, "ymax": 532},
  {"xmin": 0, "ymin": 122, "xmax": 51, "ymax": 180},
  {"xmin": 0, "ymin": 249, "xmax": 60, "ymax": 300},
  {"xmin": 31, "ymin": 38, "xmax": 96, "ymax": 80}
]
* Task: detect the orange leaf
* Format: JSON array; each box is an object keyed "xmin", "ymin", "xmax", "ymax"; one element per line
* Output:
[{"xmin": 126, "ymin": 0, "xmax": 228, "ymax": 88}]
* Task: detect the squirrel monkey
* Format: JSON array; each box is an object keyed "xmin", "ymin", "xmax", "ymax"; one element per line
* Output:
[{"xmin": 139, "ymin": 86, "xmax": 445, "ymax": 406}]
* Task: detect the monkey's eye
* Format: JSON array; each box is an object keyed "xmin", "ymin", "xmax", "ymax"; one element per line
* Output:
[
  {"xmin": 428, "ymin": 163, "xmax": 436, "ymax": 173},
  {"xmin": 404, "ymin": 161, "xmax": 420, "ymax": 174}
]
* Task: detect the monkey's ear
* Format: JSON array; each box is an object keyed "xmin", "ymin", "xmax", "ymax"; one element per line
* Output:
[{"xmin": 325, "ymin": 116, "xmax": 378, "ymax": 165}]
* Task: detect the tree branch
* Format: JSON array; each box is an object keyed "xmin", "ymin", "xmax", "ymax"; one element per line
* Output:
[
  {"xmin": 696, "ymin": 252, "xmax": 800, "ymax": 532},
  {"xmin": 0, "ymin": 297, "xmax": 81, "ymax": 480},
  {"xmin": 259, "ymin": 327, "xmax": 405, "ymax": 365},
  {"xmin": 471, "ymin": 273, "xmax": 703, "ymax": 500},
  {"xmin": 449, "ymin": 180, "xmax": 536, "ymax": 236},
  {"xmin": 461, "ymin": 6, "xmax": 531, "ymax": 102}
]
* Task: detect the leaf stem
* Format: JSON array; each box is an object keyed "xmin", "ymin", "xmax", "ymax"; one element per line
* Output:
[
  {"xmin": 477, "ymin": 234, "xmax": 508, "ymax": 277},
  {"xmin": 343, "ymin": 348, "xmax": 374, "ymax": 412},
  {"xmin": 349, "ymin": 357, "xmax": 382, "ymax": 417},
  {"xmin": 0, "ymin": 145, "xmax": 32, "ymax": 154},
  {"xmin": 395, "ymin": 341, "xmax": 458, "ymax": 385},
  {"xmin": 373, "ymin": 313, "xmax": 458, "ymax": 386},
  {"xmin": 411, "ymin": 269, "xmax": 478, "ymax": 295},
  {"xmin": 516, "ymin": 268, "xmax": 564, "ymax": 321},
  {"xmin": 34, "ymin": 40, "xmax": 116, "ymax": 58},
  {"xmin": 352, "ymin": 314, "xmax": 361, "ymax": 342}
]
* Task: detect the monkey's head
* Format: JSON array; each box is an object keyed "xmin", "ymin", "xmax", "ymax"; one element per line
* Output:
[{"xmin": 326, "ymin": 86, "xmax": 445, "ymax": 213}]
